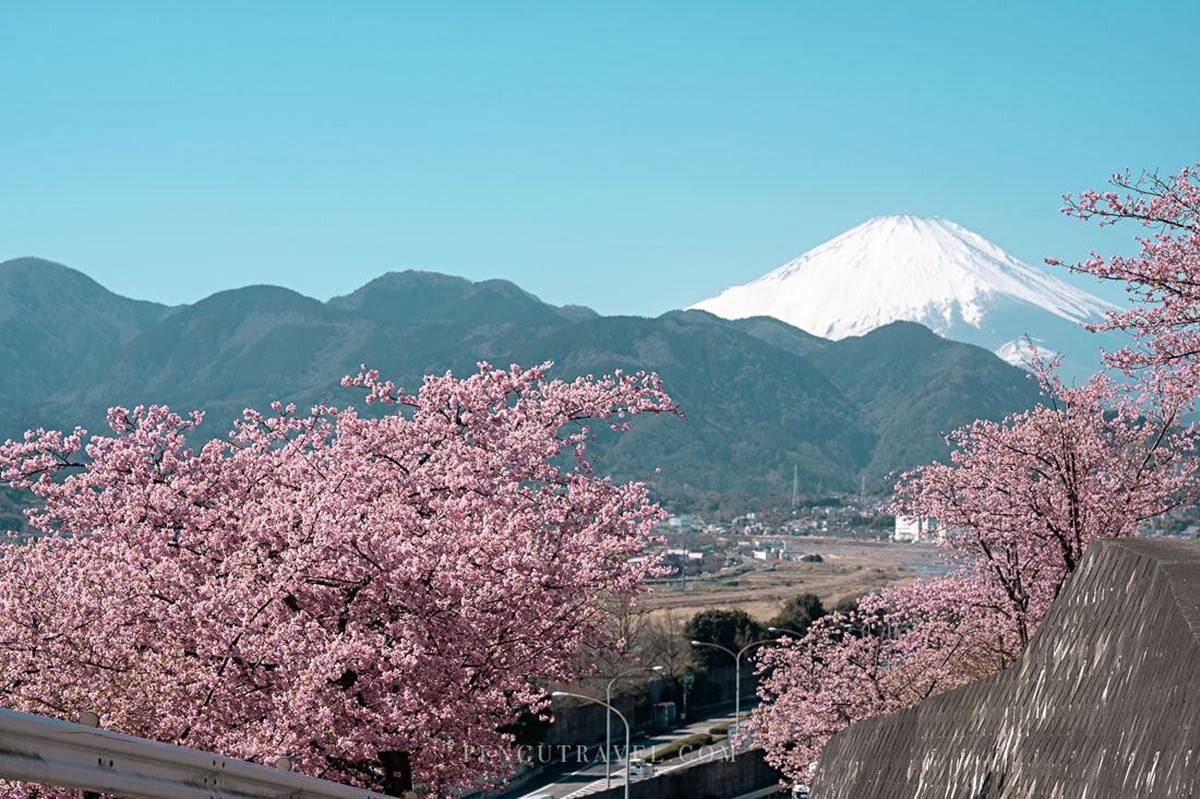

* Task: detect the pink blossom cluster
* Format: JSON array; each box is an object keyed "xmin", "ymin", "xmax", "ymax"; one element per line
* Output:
[
  {"xmin": 0, "ymin": 362, "xmax": 677, "ymax": 796},
  {"xmin": 894, "ymin": 352, "xmax": 1195, "ymax": 647},
  {"xmin": 1048, "ymin": 164, "xmax": 1200, "ymax": 402},
  {"xmin": 750, "ymin": 572, "xmax": 1017, "ymax": 779}
]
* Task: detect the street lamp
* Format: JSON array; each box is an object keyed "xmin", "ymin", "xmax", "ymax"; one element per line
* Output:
[
  {"xmin": 690, "ymin": 639, "xmax": 777, "ymax": 758},
  {"xmin": 552, "ymin": 691, "xmax": 632, "ymax": 799},
  {"xmin": 603, "ymin": 665, "xmax": 666, "ymax": 789},
  {"xmin": 768, "ymin": 626, "xmax": 804, "ymax": 637}
]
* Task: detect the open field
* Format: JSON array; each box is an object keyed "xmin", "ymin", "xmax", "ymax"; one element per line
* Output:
[{"xmin": 644, "ymin": 537, "xmax": 948, "ymax": 622}]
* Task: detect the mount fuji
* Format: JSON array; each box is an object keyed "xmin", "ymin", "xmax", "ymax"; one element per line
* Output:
[{"xmin": 690, "ymin": 215, "xmax": 1121, "ymax": 375}]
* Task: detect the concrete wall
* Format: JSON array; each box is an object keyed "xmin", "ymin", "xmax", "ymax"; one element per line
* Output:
[
  {"xmin": 587, "ymin": 748, "xmax": 781, "ymax": 799},
  {"xmin": 813, "ymin": 538, "xmax": 1200, "ymax": 798},
  {"xmin": 543, "ymin": 667, "xmax": 752, "ymax": 748},
  {"xmin": 543, "ymin": 680, "xmax": 667, "ymax": 747}
]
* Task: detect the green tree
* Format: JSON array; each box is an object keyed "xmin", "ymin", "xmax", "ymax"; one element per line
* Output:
[
  {"xmin": 768, "ymin": 592, "xmax": 826, "ymax": 638},
  {"xmin": 684, "ymin": 609, "xmax": 766, "ymax": 667}
]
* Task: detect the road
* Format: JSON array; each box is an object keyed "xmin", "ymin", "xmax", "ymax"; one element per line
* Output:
[{"xmin": 512, "ymin": 711, "xmax": 745, "ymax": 799}]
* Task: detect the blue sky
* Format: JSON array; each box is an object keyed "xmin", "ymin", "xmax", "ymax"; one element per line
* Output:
[{"xmin": 3, "ymin": 1, "xmax": 1197, "ymax": 315}]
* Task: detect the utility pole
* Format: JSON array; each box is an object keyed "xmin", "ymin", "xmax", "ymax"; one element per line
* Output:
[
  {"xmin": 553, "ymin": 692, "xmax": 631, "ymax": 799},
  {"xmin": 791, "ymin": 464, "xmax": 798, "ymax": 509},
  {"xmin": 690, "ymin": 639, "xmax": 778, "ymax": 760}
]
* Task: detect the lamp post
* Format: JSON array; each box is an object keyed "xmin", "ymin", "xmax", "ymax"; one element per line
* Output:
[
  {"xmin": 690, "ymin": 639, "xmax": 777, "ymax": 758},
  {"xmin": 767, "ymin": 626, "xmax": 804, "ymax": 637},
  {"xmin": 552, "ymin": 691, "xmax": 631, "ymax": 799},
  {"xmin": 603, "ymin": 665, "xmax": 666, "ymax": 789}
]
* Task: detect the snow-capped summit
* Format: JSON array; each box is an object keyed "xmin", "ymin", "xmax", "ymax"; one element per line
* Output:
[{"xmin": 690, "ymin": 215, "xmax": 1118, "ymax": 372}]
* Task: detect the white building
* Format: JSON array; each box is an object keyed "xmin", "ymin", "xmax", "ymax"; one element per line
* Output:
[{"xmin": 893, "ymin": 516, "xmax": 935, "ymax": 543}]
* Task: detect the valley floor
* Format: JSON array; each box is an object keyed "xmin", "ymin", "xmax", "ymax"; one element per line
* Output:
[{"xmin": 644, "ymin": 537, "xmax": 947, "ymax": 621}]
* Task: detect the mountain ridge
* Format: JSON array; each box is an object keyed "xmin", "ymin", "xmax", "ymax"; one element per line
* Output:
[
  {"xmin": 0, "ymin": 257, "xmax": 1042, "ymax": 510},
  {"xmin": 0, "ymin": 257, "xmax": 171, "ymax": 403}
]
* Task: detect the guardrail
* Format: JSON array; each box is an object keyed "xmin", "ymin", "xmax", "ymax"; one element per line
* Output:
[{"xmin": 0, "ymin": 707, "xmax": 387, "ymax": 799}]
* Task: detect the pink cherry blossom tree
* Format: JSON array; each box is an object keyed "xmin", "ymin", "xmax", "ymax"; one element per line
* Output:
[
  {"xmin": 0, "ymin": 362, "xmax": 677, "ymax": 797},
  {"xmin": 752, "ymin": 353, "xmax": 1195, "ymax": 783},
  {"xmin": 894, "ymin": 352, "xmax": 1195, "ymax": 647},
  {"xmin": 1048, "ymin": 164, "xmax": 1200, "ymax": 401},
  {"xmin": 751, "ymin": 573, "xmax": 1017, "ymax": 781}
]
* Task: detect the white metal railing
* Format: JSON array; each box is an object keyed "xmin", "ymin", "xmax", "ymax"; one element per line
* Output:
[{"xmin": 0, "ymin": 707, "xmax": 387, "ymax": 799}]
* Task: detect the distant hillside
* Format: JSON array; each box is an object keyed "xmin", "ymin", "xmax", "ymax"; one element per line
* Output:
[
  {"xmin": 504, "ymin": 311, "xmax": 877, "ymax": 504},
  {"xmin": 0, "ymin": 258, "xmax": 1042, "ymax": 515},
  {"xmin": 806, "ymin": 322, "xmax": 1041, "ymax": 481},
  {"xmin": 0, "ymin": 257, "xmax": 168, "ymax": 403}
]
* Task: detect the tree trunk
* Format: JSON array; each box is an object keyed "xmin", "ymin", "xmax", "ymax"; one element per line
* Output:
[{"xmin": 379, "ymin": 750, "xmax": 414, "ymax": 797}]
